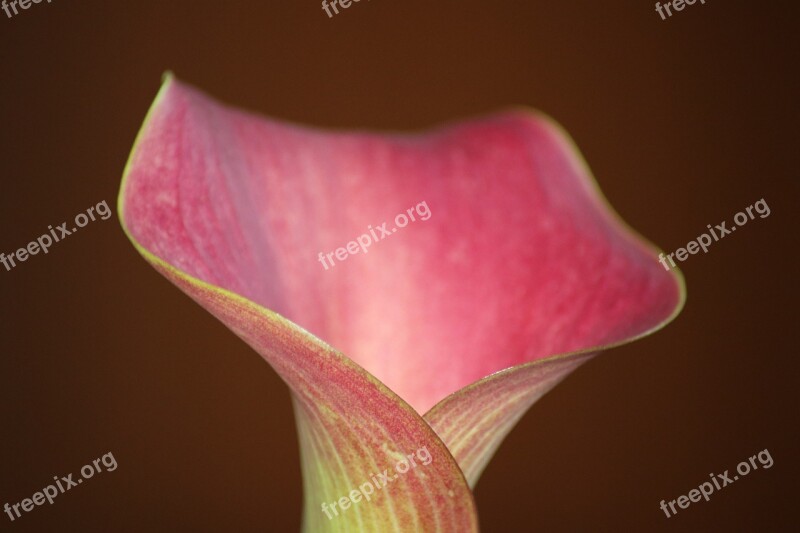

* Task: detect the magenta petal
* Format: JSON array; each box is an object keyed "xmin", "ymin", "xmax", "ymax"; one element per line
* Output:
[{"xmin": 119, "ymin": 75, "xmax": 684, "ymax": 529}]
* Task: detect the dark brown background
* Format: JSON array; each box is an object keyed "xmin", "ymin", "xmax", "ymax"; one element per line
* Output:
[{"xmin": 1, "ymin": 1, "xmax": 797, "ymax": 531}]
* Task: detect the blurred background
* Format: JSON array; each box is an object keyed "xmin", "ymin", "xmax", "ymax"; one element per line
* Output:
[{"xmin": 0, "ymin": 0, "xmax": 797, "ymax": 531}]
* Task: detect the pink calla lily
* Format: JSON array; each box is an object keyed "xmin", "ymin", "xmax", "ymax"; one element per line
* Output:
[{"xmin": 118, "ymin": 75, "xmax": 685, "ymax": 531}]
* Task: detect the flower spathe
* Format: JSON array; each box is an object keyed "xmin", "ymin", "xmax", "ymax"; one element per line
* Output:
[{"xmin": 118, "ymin": 75, "xmax": 684, "ymax": 531}]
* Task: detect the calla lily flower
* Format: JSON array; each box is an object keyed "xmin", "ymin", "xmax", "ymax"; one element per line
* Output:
[{"xmin": 118, "ymin": 75, "xmax": 684, "ymax": 532}]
